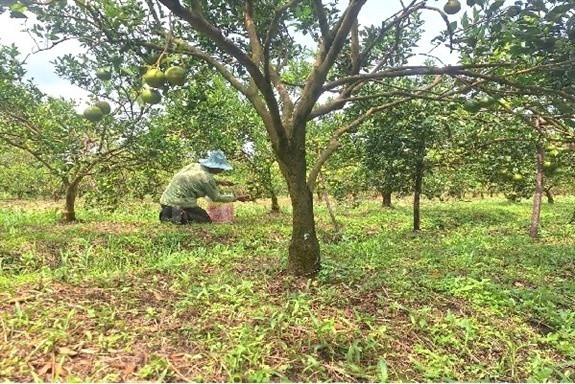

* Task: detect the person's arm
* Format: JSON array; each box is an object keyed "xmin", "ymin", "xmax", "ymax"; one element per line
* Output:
[
  {"xmin": 216, "ymin": 179, "xmax": 236, "ymax": 187},
  {"xmin": 204, "ymin": 178, "xmax": 236, "ymax": 203}
]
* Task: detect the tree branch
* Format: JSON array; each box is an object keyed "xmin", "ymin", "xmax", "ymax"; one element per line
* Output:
[
  {"xmin": 292, "ymin": 0, "xmax": 367, "ymax": 139},
  {"xmin": 312, "ymin": 0, "xmax": 330, "ymax": 40},
  {"xmin": 0, "ymin": 136, "xmax": 61, "ymax": 177},
  {"xmin": 262, "ymin": 0, "xmax": 303, "ymax": 78},
  {"xmin": 307, "ymin": 75, "xmax": 442, "ymax": 190},
  {"xmin": 156, "ymin": 0, "xmax": 289, "ymax": 151},
  {"xmin": 243, "ymin": 0, "xmax": 263, "ymax": 66},
  {"xmin": 322, "ymin": 63, "xmax": 509, "ymax": 92}
]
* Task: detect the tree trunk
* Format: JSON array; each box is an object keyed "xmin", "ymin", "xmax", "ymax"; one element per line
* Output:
[
  {"xmin": 262, "ymin": 165, "xmax": 280, "ymax": 213},
  {"xmin": 323, "ymin": 190, "xmax": 341, "ymax": 233},
  {"xmin": 279, "ymin": 151, "xmax": 320, "ymax": 277},
  {"xmin": 270, "ymin": 192, "xmax": 280, "ymax": 213},
  {"xmin": 413, "ymin": 159, "xmax": 424, "ymax": 231},
  {"xmin": 381, "ymin": 188, "xmax": 392, "ymax": 208},
  {"xmin": 529, "ymin": 145, "xmax": 544, "ymax": 239},
  {"xmin": 544, "ymin": 187, "xmax": 554, "ymax": 204},
  {"xmin": 61, "ymin": 180, "xmax": 80, "ymax": 222}
]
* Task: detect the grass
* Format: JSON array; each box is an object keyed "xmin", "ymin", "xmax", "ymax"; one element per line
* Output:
[{"xmin": 0, "ymin": 196, "xmax": 574, "ymax": 382}]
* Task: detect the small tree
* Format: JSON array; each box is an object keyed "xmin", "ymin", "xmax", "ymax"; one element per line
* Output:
[
  {"xmin": 0, "ymin": 45, "xmax": 175, "ymax": 221},
  {"xmin": 359, "ymin": 96, "xmax": 452, "ymax": 230}
]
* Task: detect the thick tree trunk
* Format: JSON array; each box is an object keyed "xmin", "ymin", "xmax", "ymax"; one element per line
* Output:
[
  {"xmin": 413, "ymin": 159, "xmax": 424, "ymax": 231},
  {"xmin": 61, "ymin": 180, "xmax": 80, "ymax": 222},
  {"xmin": 544, "ymin": 187, "xmax": 554, "ymax": 204},
  {"xmin": 530, "ymin": 145, "xmax": 544, "ymax": 239},
  {"xmin": 287, "ymin": 178, "xmax": 320, "ymax": 276},
  {"xmin": 381, "ymin": 188, "xmax": 392, "ymax": 208},
  {"xmin": 279, "ymin": 151, "xmax": 320, "ymax": 277}
]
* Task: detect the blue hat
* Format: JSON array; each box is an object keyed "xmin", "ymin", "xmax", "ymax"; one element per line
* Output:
[{"xmin": 199, "ymin": 150, "xmax": 233, "ymax": 170}]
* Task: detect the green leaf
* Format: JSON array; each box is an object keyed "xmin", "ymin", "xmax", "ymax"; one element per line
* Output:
[
  {"xmin": 488, "ymin": 0, "xmax": 505, "ymax": 13},
  {"xmin": 377, "ymin": 359, "xmax": 388, "ymax": 382},
  {"xmin": 546, "ymin": 4, "xmax": 573, "ymax": 22},
  {"xmin": 461, "ymin": 13, "xmax": 469, "ymax": 28},
  {"xmin": 531, "ymin": 0, "xmax": 547, "ymax": 12},
  {"xmin": 448, "ymin": 20, "xmax": 458, "ymax": 33},
  {"xmin": 9, "ymin": 1, "xmax": 26, "ymax": 13}
]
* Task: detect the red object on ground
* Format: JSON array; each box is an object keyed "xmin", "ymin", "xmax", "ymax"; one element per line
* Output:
[{"xmin": 207, "ymin": 203, "xmax": 234, "ymax": 223}]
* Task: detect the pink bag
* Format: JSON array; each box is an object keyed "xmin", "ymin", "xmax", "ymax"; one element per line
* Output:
[{"xmin": 207, "ymin": 203, "xmax": 234, "ymax": 222}]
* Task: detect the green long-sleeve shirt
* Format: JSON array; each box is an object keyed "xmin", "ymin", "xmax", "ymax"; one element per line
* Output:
[{"xmin": 160, "ymin": 163, "xmax": 236, "ymax": 208}]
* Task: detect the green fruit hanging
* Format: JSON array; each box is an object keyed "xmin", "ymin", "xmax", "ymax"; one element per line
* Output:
[
  {"xmin": 94, "ymin": 101, "xmax": 111, "ymax": 115},
  {"xmin": 506, "ymin": 5, "xmax": 521, "ymax": 17},
  {"xmin": 95, "ymin": 67, "xmax": 112, "ymax": 81},
  {"xmin": 444, "ymin": 0, "xmax": 461, "ymax": 14},
  {"xmin": 463, "ymin": 100, "xmax": 481, "ymax": 113},
  {"xmin": 141, "ymin": 88, "xmax": 162, "ymax": 104},
  {"xmin": 165, "ymin": 66, "xmax": 187, "ymax": 86},
  {"xmin": 83, "ymin": 106, "xmax": 104, "ymax": 122},
  {"xmin": 143, "ymin": 68, "xmax": 166, "ymax": 88}
]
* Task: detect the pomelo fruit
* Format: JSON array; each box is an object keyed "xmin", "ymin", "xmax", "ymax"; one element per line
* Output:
[{"xmin": 83, "ymin": 106, "xmax": 104, "ymax": 122}]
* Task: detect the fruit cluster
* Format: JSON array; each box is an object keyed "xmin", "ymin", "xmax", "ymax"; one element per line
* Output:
[
  {"xmin": 140, "ymin": 65, "xmax": 187, "ymax": 105},
  {"xmin": 82, "ymin": 57, "xmax": 188, "ymax": 122},
  {"xmin": 83, "ymin": 100, "xmax": 111, "ymax": 122}
]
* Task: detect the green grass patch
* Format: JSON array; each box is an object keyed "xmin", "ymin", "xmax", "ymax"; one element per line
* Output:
[{"xmin": 1, "ymin": 196, "xmax": 574, "ymax": 382}]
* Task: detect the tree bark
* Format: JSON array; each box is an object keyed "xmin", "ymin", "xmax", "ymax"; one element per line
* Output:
[
  {"xmin": 544, "ymin": 187, "xmax": 554, "ymax": 204},
  {"xmin": 279, "ymin": 150, "xmax": 320, "ymax": 277},
  {"xmin": 322, "ymin": 189, "xmax": 341, "ymax": 233},
  {"xmin": 381, "ymin": 188, "xmax": 392, "ymax": 208},
  {"xmin": 61, "ymin": 179, "xmax": 80, "ymax": 222},
  {"xmin": 270, "ymin": 193, "xmax": 280, "ymax": 213},
  {"xmin": 529, "ymin": 144, "xmax": 544, "ymax": 239},
  {"xmin": 264, "ymin": 165, "xmax": 280, "ymax": 213},
  {"xmin": 413, "ymin": 159, "xmax": 424, "ymax": 231}
]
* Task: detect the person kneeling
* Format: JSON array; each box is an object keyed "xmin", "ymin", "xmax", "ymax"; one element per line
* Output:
[{"xmin": 158, "ymin": 150, "xmax": 249, "ymax": 224}]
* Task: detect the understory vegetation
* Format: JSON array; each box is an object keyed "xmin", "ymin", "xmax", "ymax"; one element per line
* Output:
[{"xmin": 1, "ymin": 196, "xmax": 574, "ymax": 382}]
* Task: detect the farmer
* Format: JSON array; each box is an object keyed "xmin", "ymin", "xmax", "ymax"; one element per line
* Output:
[{"xmin": 159, "ymin": 150, "xmax": 249, "ymax": 224}]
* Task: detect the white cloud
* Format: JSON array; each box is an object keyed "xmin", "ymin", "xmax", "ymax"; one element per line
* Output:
[{"xmin": 1, "ymin": 12, "xmax": 89, "ymax": 103}]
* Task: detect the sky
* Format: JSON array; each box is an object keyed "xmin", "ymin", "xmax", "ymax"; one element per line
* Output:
[{"xmin": 0, "ymin": 1, "xmax": 463, "ymax": 104}]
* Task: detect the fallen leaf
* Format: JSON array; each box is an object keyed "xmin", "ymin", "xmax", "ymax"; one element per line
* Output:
[
  {"xmin": 58, "ymin": 347, "xmax": 78, "ymax": 356},
  {"xmin": 80, "ymin": 348, "xmax": 99, "ymax": 354},
  {"xmin": 123, "ymin": 362, "xmax": 137, "ymax": 376},
  {"xmin": 152, "ymin": 290, "xmax": 163, "ymax": 301},
  {"xmin": 37, "ymin": 362, "xmax": 52, "ymax": 375},
  {"xmin": 53, "ymin": 362, "xmax": 67, "ymax": 379}
]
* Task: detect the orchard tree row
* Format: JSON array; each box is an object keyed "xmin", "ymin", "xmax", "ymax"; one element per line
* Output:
[{"xmin": 0, "ymin": 0, "xmax": 574, "ymax": 276}]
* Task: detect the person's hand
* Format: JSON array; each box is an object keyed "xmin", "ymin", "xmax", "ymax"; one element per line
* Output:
[{"xmin": 236, "ymin": 194, "xmax": 251, "ymax": 202}]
